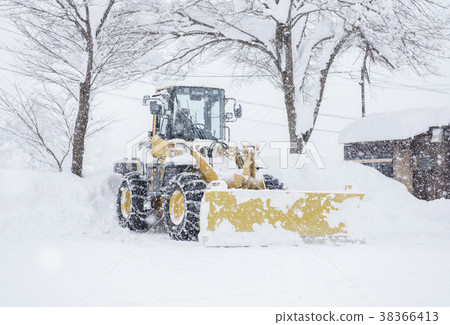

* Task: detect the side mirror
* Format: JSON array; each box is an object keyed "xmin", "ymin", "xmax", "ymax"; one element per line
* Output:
[
  {"xmin": 234, "ymin": 104, "xmax": 242, "ymax": 119},
  {"xmin": 142, "ymin": 95, "xmax": 151, "ymax": 106},
  {"xmin": 150, "ymin": 100, "xmax": 162, "ymax": 115},
  {"xmin": 225, "ymin": 112, "xmax": 234, "ymax": 121}
]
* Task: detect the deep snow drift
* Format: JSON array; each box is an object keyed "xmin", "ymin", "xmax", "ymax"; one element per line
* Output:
[
  {"xmin": 0, "ymin": 159, "xmax": 449, "ymax": 306},
  {"xmin": 339, "ymin": 107, "xmax": 450, "ymax": 143},
  {"xmin": 0, "ymin": 169, "xmax": 123, "ymax": 238}
]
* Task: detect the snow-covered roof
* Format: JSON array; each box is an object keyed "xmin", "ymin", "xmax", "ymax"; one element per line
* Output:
[{"xmin": 339, "ymin": 107, "xmax": 450, "ymax": 143}]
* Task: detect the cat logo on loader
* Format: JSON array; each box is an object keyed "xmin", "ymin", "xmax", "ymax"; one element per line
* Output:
[{"xmin": 113, "ymin": 86, "xmax": 364, "ymax": 246}]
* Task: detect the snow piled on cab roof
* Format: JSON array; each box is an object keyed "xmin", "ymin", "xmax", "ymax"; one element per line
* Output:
[{"xmin": 339, "ymin": 107, "xmax": 450, "ymax": 144}]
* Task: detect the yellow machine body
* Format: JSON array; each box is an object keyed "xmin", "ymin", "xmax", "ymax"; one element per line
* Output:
[
  {"xmin": 148, "ymin": 134, "xmax": 364, "ymax": 245},
  {"xmin": 117, "ymin": 86, "xmax": 365, "ymax": 245}
]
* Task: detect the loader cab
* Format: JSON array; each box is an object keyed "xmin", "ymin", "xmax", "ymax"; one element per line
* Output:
[{"xmin": 149, "ymin": 86, "xmax": 226, "ymax": 141}]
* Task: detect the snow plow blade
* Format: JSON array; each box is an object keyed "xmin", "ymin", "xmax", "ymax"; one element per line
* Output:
[{"xmin": 199, "ymin": 190, "xmax": 364, "ymax": 247}]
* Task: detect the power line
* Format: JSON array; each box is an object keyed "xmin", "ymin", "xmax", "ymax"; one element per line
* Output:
[
  {"xmin": 320, "ymin": 112, "xmax": 358, "ymax": 120},
  {"xmin": 237, "ymin": 99, "xmax": 358, "ymax": 120},
  {"xmin": 103, "ymin": 91, "xmax": 141, "ymax": 101},
  {"xmin": 333, "ymin": 70, "xmax": 450, "ymax": 95},
  {"xmin": 102, "ymin": 91, "xmax": 342, "ymax": 134},
  {"xmin": 240, "ymin": 117, "xmax": 340, "ymax": 133},
  {"xmin": 342, "ymin": 67, "xmax": 450, "ymax": 88},
  {"xmin": 101, "ymin": 66, "xmax": 450, "ymax": 97},
  {"xmin": 136, "ymin": 70, "xmax": 360, "ymax": 80},
  {"xmin": 154, "ymin": 72, "xmax": 272, "ymax": 78},
  {"xmin": 371, "ymin": 82, "xmax": 450, "ymax": 94},
  {"xmin": 104, "ymin": 90, "xmax": 358, "ymax": 121}
]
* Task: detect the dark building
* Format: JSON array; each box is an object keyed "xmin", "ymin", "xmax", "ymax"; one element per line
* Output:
[{"xmin": 340, "ymin": 108, "xmax": 450, "ymax": 201}]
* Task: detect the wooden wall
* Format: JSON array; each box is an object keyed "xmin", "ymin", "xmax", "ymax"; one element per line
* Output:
[
  {"xmin": 412, "ymin": 126, "xmax": 449, "ymax": 200},
  {"xmin": 344, "ymin": 126, "xmax": 449, "ymax": 201}
]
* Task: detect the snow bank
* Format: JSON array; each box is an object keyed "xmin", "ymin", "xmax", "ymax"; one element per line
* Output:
[
  {"xmin": 339, "ymin": 107, "xmax": 450, "ymax": 143},
  {"xmin": 0, "ymin": 169, "xmax": 125, "ymax": 238},
  {"xmin": 263, "ymin": 155, "xmax": 450, "ymax": 240},
  {"xmin": 1, "ymin": 155, "xmax": 449, "ymax": 243}
]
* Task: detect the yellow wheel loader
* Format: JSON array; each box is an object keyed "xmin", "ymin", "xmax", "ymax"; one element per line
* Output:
[{"xmin": 114, "ymin": 86, "xmax": 364, "ymax": 246}]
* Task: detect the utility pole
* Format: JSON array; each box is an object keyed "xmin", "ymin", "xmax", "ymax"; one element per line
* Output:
[
  {"xmin": 360, "ymin": 47, "xmax": 370, "ymax": 118},
  {"xmin": 360, "ymin": 68, "xmax": 366, "ymax": 117}
]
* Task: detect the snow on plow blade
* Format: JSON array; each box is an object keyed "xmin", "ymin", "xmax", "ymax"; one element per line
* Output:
[{"xmin": 199, "ymin": 190, "xmax": 364, "ymax": 247}]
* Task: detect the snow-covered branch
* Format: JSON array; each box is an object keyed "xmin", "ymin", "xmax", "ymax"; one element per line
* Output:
[
  {"xmin": 3, "ymin": 0, "xmax": 158, "ymax": 175},
  {"xmin": 149, "ymin": 0, "xmax": 449, "ymax": 152}
]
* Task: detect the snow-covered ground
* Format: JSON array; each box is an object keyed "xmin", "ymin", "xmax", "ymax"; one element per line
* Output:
[
  {"xmin": 1, "ymin": 2, "xmax": 449, "ymax": 310},
  {"xmin": 1, "ymin": 158, "xmax": 449, "ymax": 306}
]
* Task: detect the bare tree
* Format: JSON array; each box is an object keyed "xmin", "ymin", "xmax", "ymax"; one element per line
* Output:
[
  {"xmin": 149, "ymin": 0, "xmax": 449, "ymax": 153},
  {"xmin": 0, "ymin": 85, "xmax": 75, "ymax": 172},
  {"xmin": 3, "ymin": 0, "xmax": 156, "ymax": 176}
]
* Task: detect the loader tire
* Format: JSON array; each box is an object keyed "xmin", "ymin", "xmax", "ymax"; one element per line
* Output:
[
  {"xmin": 163, "ymin": 172, "xmax": 206, "ymax": 241},
  {"xmin": 263, "ymin": 174, "xmax": 284, "ymax": 190},
  {"xmin": 117, "ymin": 173, "xmax": 149, "ymax": 231}
]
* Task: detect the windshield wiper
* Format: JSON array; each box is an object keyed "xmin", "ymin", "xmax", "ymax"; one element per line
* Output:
[{"xmin": 179, "ymin": 110, "xmax": 207, "ymax": 140}]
